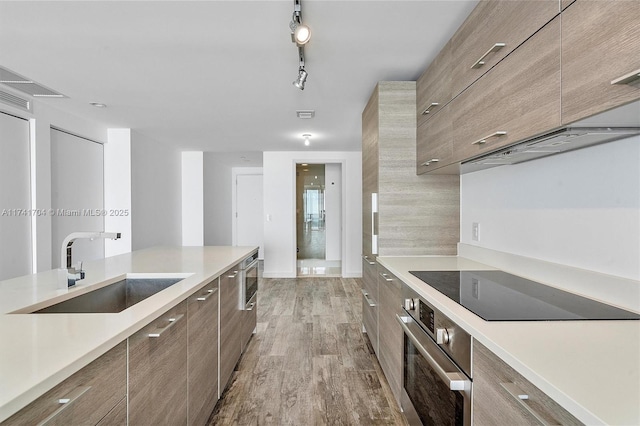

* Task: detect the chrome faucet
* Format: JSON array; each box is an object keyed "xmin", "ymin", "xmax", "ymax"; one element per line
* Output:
[{"xmin": 61, "ymin": 232, "xmax": 121, "ymax": 287}]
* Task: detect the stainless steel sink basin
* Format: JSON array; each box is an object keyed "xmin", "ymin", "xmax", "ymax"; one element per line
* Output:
[{"xmin": 33, "ymin": 277, "xmax": 185, "ymax": 314}]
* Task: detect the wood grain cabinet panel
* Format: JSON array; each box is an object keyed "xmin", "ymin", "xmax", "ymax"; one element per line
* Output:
[
  {"xmin": 3, "ymin": 341, "xmax": 126, "ymax": 426},
  {"xmin": 241, "ymin": 299, "xmax": 257, "ymax": 353},
  {"xmin": 376, "ymin": 266, "xmax": 403, "ymax": 404},
  {"xmin": 187, "ymin": 280, "xmax": 219, "ymax": 426},
  {"xmin": 219, "ymin": 265, "xmax": 242, "ymax": 396},
  {"xmin": 95, "ymin": 398, "xmax": 126, "ymax": 426},
  {"xmin": 450, "ymin": 0, "xmax": 559, "ymax": 99},
  {"xmin": 452, "ymin": 17, "xmax": 561, "ymax": 162},
  {"xmin": 417, "ymin": 41, "xmax": 452, "ymax": 127},
  {"xmin": 361, "ymin": 257, "xmax": 379, "ymax": 355},
  {"xmin": 128, "ymin": 300, "xmax": 188, "ymax": 426},
  {"xmin": 362, "ymin": 86, "xmax": 379, "ymax": 259},
  {"xmin": 561, "ymin": 0, "xmax": 640, "ymax": 124},
  {"xmin": 473, "ymin": 340, "xmax": 583, "ymax": 426},
  {"xmin": 416, "ymin": 102, "xmax": 454, "ymax": 174}
]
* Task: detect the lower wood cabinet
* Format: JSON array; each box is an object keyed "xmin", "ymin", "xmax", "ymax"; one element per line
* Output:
[
  {"xmin": 473, "ymin": 340, "xmax": 582, "ymax": 426},
  {"xmin": 187, "ymin": 280, "xmax": 219, "ymax": 426},
  {"xmin": 96, "ymin": 398, "xmax": 126, "ymax": 426},
  {"xmin": 128, "ymin": 300, "xmax": 188, "ymax": 425},
  {"xmin": 241, "ymin": 299, "xmax": 257, "ymax": 353},
  {"xmin": 219, "ymin": 264, "xmax": 242, "ymax": 395},
  {"xmin": 361, "ymin": 256, "xmax": 379, "ymax": 355},
  {"xmin": 377, "ymin": 265, "xmax": 403, "ymax": 404},
  {"xmin": 3, "ymin": 341, "xmax": 126, "ymax": 426}
]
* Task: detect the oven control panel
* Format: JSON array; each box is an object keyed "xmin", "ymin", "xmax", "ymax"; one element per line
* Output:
[{"xmin": 419, "ymin": 300, "xmax": 435, "ymax": 333}]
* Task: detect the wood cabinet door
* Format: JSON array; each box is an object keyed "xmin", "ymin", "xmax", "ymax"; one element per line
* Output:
[
  {"xmin": 377, "ymin": 266, "xmax": 403, "ymax": 404},
  {"xmin": 561, "ymin": 0, "xmax": 640, "ymax": 124},
  {"xmin": 417, "ymin": 102, "xmax": 454, "ymax": 174},
  {"xmin": 241, "ymin": 298, "xmax": 257, "ymax": 353},
  {"xmin": 361, "ymin": 258, "xmax": 378, "ymax": 354},
  {"xmin": 450, "ymin": 0, "xmax": 559, "ymax": 99},
  {"xmin": 219, "ymin": 266, "xmax": 242, "ymax": 395},
  {"xmin": 128, "ymin": 300, "xmax": 188, "ymax": 426},
  {"xmin": 187, "ymin": 280, "xmax": 219, "ymax": 426},
  {"xmin": 3, "ymin": 342, "xmax": 126, "ymax": 426},
  {"xmin": 362, "ymin": 85, "xmax": 379, "ymax": 257},
  {"xmin": 96, "ymin": 398, "xmax": 126, "ymax": 426},
  {"xmin": 417, "ymin": 41, "xmax": 452, "ymax": 127},
  {"xmin": 473, "ymin": 341, "xmax": 582, "ymax": 426},
  {"xmin": 452, "ymin": 17, "xmax": 561, "ymax": 163}
]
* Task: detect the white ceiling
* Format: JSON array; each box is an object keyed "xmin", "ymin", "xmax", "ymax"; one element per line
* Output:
[{"xmin": 0, "ymin": 1, "xmax": 477, "ymax": 166}]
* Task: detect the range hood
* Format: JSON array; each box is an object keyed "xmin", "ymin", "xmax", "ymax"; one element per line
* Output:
[{"xmin": 461, "ymin": 100, "xmax": 640, "ymax": 173}]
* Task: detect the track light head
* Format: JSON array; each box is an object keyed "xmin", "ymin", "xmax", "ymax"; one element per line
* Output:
[
  {"xmin": 293, "ymin": 68, "xmax": 308, "ymax": 90},
  {"xmin": 293, "ymin": 23, "xmax": 311, "ymax": 45}
]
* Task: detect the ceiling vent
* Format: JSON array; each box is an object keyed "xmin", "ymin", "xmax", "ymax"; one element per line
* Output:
[
  {"xmin": 0, "ymin": 65, "xmax": 66, "ymax": 98},
  {"xmin": 296, "ymin": 110, "xmax": 315, "ymax": 119},
  {"xmin": 0, "ymin": 89, "xmax": 31, "ymax": 112}
]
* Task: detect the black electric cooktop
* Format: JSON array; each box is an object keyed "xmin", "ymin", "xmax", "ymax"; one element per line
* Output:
[{"xmin": 409, "ymin": 270, "xmax": 640, "ymax": 321}]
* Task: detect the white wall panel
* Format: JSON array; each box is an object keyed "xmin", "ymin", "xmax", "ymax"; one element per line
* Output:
[
  {"xmin": 0, "ymin": 112, "xmax": 31, "ymax": 280},
  {"xmin": 460, "ymin": 136, "xmax": 640, "ymax": 280}
]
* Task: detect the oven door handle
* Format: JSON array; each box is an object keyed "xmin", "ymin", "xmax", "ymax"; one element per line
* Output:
[{"xmin": 396, "ymin": 314, "xmax": 469, "ymax": 391}]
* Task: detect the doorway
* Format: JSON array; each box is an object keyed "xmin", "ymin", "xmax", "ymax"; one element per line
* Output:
[{"xmin": 296, "ymin": 163, "xmax": 341, "ymax": 276}]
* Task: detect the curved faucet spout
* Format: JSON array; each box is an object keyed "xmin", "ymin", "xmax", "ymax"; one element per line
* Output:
[{"xmin": 61, "ymin": 231, "xmax": 122, "ymax": 287}]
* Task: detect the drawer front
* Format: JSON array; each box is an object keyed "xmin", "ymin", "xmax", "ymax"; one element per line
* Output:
[
  {"xmin": 361, "ymin": 292, "xmax": 378, "ymax": 354},
  {"xmin": 4, "ymin": 341, "xmax": 126, "ymax": 426},
  {"xmin": 561, "ymin": 0, "xmax": 640, "ymax": 124},
  {"xmin": 377, "ymin": 266, "xmax": 403, "ymax": 403},
  {"xmin": 219, "ymin": 265, "xmax": 242, "ymax": 395},
  {"xmin": 242, "ymin": 298, "xmax": 257, "ymax": 353},
  {"xmin": 450, "ymin": 0, "xmax": 559, "ymax": 99},
  {"xmin": 95, "ymin": 397, "xmax": 126, "ymax": 426},
  {"xmin": 452, "ymin": 17, "xmax": 561, "ymax": 163},
  {"xmin": 187, "ymin": 280, "xmax": 219, "ymax": 426},
  {"xmin": 473, "ymin": 340, "xmax": 582, "ymax": 426},
  {"xmin": 362, "ymin": 257, "xmax": 378, "ymax": 298},
  {"xmin": 416, "ymin": 102, "xmax": 454, "ymax": 174},
  {"xmin": 129, "ymin": 300, "xmax": 188, "ymax": 426},
  {"xmin": 417, "ymin": 41, "xmax": 452, "ymax": 127}
]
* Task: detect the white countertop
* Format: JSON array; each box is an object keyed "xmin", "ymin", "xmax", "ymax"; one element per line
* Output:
[
  {"xmin": 377, "ymin": 255, "xmax": 640, "ymax": 426},
  {"xmin": 0, "ymin": 246, "xmax": 257, "ymax": 422}
]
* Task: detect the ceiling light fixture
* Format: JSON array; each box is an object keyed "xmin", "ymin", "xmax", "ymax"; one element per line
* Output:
[
  {"xmin": 89, "ymin": 102, "xmax": 107, "ymax": 108},
  {"xmin": 290, "ymin": 0, "xmax": 310, "ymax": 90},
  {"xmin": 303, "ymin": 133, "xmax": 311, "ymax": 146}
]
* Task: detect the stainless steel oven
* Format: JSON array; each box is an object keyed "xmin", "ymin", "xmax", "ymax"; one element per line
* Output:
[
  {"xmin": 240, "ymin": 250, "xmax": 259, "ymax": 310},
  {"xmin": 398, "ymin": 283, "xmax": 472, "ymax": 426}
]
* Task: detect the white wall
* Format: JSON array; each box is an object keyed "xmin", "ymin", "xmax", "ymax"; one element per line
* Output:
[
  {"xmin": 131, "ymin": 131, "xmax": 182, "ymax": 250},
  {"xmin": 263, "ymin": 151, "xmax": 362, "ymax": 278},
  {"xmin": 181, "ymin": 152, "xmax": 204, "ymax": 246},
  {"xmin": 203, "ymin": 153, "xmax": 233, "ymax": 245},
  {"xmin": 460, "ymin": 136, "xmax": 640, "ymax": 280},
  {"xmin": 104, "ymin": 129, "xmax": 132, "ymax": 257},
  {"xmin": 325, "ymin": 163, "xmax": 342, "ymax": 261}
]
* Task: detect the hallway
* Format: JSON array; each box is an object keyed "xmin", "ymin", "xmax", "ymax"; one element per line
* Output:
[{"xmin": 208, "ymin": 277, "xmax": 406, "ymax": 425}]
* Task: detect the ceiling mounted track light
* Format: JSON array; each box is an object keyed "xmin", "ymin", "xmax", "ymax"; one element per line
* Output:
[{"xmin": 290, "ymin": 0, "xmax": 310, "ymax": 90}]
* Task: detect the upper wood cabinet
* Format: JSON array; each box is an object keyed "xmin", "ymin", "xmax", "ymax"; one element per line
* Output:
[
  {"xmin": 3, "ymin": 342, "xmax": 126, "ymax": 426},
  {"xmin": 416, "ymin": 102, "xmax": 454, "ymax": 174},
  {"xmin": 416, "ymin": 41, "xmax": 452, "ymax": 127},
  {"xmin": 362, "ymin": 82, "xmax": 459, "ymax": 257},
  {"xmin": 449, "ymin": 0, "xmax": 559, "ymax": 102},
  {"xmin": 452, "ymin": 17, "xmax": 561, "ymax": 162},
  {"xmin": 561, "ymin": 0, "xmax": 640, "ymax": 124}
]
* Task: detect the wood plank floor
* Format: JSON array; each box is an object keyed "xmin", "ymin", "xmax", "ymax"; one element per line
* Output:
[{"xmin": 208, "ymin": 277, "xmax": 407, "ymax": 426}]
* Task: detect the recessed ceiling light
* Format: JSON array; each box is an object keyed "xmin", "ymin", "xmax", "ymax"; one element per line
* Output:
[
  {"xmin": 301, "ymin": 163, "xmax": 308, "ymax": 166},
  {"xmin": 89, "ymin": 102, "xmax": 107, "ymax": 108},
  {"xmin": 302, "ymin": 133, "xmax": 311, "ymax": 146}
]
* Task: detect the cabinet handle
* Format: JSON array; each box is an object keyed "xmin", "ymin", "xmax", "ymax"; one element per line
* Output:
[
  {"xmin": 196, "ymin": 288, "xmax": 218, "ymax": 302},
  {"xmin": 379, "ymin": 272, "xmax": 393, "ymax": 282},
  {"xmin": 471, "ymin": 42, "xmax": 506, "ymax": 69},
  {"xmin": 246, "ymin": 302, "xmax": 256, "ymax": 311},
  {"xmin": 500, "ymin": 383, "xmax": 560, "ymax": 426},
  {"xmin": 361, "ymin": 288, "xmax": 377, "ymax": 307},
  {"xmin": 611, "ymin": 68, "xmax": 640, "ymax": 86},
  {"xmin": 37, "ymin": 386, "xmax": 92, "ymax": 425},
  {"xmin": 421, "ymin": 102, "xmax": 440, "ymax": 115},
  {"xmin": 421, "ymin": 158, "xmax": 440, "ymax": 167},
  {"xmin": 148, "ymin": 314, "xmax": 184, "ymax": 338},
  {"xmin": 471, "ymin": 131, "xmax": 507, "ymax": 145},
  {"xmin": 228, "ymin": 271, "xmax": 238, "ymax": 278},
  {"xmin": 363, "ymin": 255, "xmax": 376, "ymax": 265}
]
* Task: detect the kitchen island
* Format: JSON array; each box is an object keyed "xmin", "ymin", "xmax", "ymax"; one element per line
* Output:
[
  {"xmin": 377, "ymin": 253, "xmax": 640, "ymax": 426},
  {"xmin": 0, "ymin": 246, "xmax": 257, "ymax": 423}
]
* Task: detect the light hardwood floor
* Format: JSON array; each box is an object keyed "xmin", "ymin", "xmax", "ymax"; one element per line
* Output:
[{"xmin": 207, "ymin": 277, "xmax": 407, "ymax": 425}]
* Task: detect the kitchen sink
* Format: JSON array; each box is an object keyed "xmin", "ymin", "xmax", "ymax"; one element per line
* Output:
[{"xmin": 32, "ymin": 276, "xmax": 187, "ymax": 314}]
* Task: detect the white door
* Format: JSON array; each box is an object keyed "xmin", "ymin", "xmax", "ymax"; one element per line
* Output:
[{"xmin": 236, "ymin": 174, "xmax": 263, "ymax": 258}]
